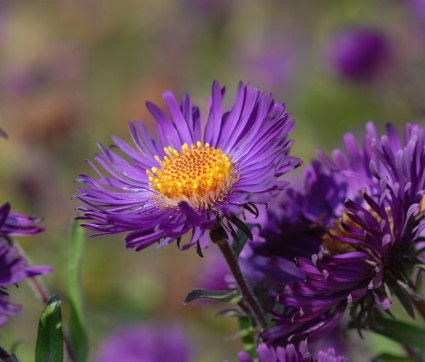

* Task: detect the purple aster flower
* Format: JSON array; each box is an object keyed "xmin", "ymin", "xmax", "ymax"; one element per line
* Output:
[
  {"xmin": 233, "ymin": 341, "xmax": 348, "ymax": 362},
  {"xmin": 0, "ymin": 202, "xmax": 45, "ymax": 236},
  {"xmin": 0, "ymin": 203, "xmax": 51, "ymax": 326},
  {"xmin": 328, "ymin": 28, "xmax": 391, "ymax": 80},
  {"xmin": 76, "ymin": 80, "xmax": 300, "ymax": 252},
  {"xmin": 257, "ymin": 122, "xmax": 425, "ymax": 344},
  {"xmin": 239, "ymin": 160, "xmax": 348, "ymax": 289},
  {"xmin": 94, "ymin": 324, "xmax": 192, "ymax": 362}
]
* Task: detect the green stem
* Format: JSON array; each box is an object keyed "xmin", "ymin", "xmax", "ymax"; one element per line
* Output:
[{"xmin": 210, "ymin": 226, "xmax": 267, "ymax": 330}]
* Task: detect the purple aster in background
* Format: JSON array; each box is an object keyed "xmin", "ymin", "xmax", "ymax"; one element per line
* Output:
[
  {"xmin": 0, "ymin": 203, "xmax": 51, "ymax": 326},
  {"xmin": 234, "ymin": 31, "xmax": 296, "ymax": 93},
  {"xmin": 0, "ymin": 202, "xmax": 45, "ymax": 237},
  {"xmin": 197, "ymin": 248, "xmax": 230, "ymax": 292},
  {"xmin": 94, "ymin": 324, "xmax": 192, "ymax": 362},
  {"xmin": 409, "ymin": 0, "xmax": 425, "ymax": 31},
  {"xmin": 76, "ymin": 80, "xmax": 300, "ymax": 252},
  {"xmin": 328, "ymin": 28, "xmax": 392, "ymax": 80},
  {"xmin": 232, "ymin": 341, "xmax": 347, "ymax": 362},
  {"xmin": 255, "ymin": 122, "xmax": 425, "ymax": 344}
]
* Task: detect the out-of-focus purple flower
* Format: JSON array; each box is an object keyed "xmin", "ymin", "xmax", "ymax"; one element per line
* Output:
[
  {"xmin": 258, "ymin": 122, "xmax": 425, "ymax": 344},
  {"xmin": 328, "ymin": 28, "xmax": 391, "ymax": 80},
  {"xmin": 76, "ymin": 80, "xmax": 300, "ymax": 252},
  {"xmin": 0, "ymin": 203, "xmax": 44, "ymax": 236},
  {"xmin": 197, "ymin": 248, "xmax": 229, "ymax": 291},
  {"xmin": 0, "ymin": 203, "xmax": 51, "ymax": 326},
  {"xmin": 236, "ymin": 37, "xmax": 295, "ymax": 92},
  {"xmin": 0, "ymin": 45, "xmax": 83, "ymax": 98},
  {"xmin": 94, "ymin": 324, "xmax": 192, "ymax": 362},
  {"xmin": 409, "ymin": 0, "xmax": 425, "ymax": 28},
  {"xmin": 233, "ymin": 341, "xmax": 348, "ymax": 362}
]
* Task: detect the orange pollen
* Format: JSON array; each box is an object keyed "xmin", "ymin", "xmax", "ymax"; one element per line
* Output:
[{"xmin": 147, "ymin": 142, "xmax": 238, "ymax": 209}]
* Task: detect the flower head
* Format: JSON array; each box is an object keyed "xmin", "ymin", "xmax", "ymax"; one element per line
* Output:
[
  {"xmin": 328, "ymin": 28, "xmax": 391, "ymax": 80},
  {"xmin": 0, "ymin": 202, "xmax": 50, "ymax": 326},
  {"xmin": 234, "ymin": 341, "xmax": 348, "ymax": 362},
  {"xmin": 94, "ymin": 324, "xmax": 192, "ymax": 362},
  {"xmin": 242, "ymin": 160, "xmax": 348, "ymax": 283},
  {"xmin": 76, "ymin": 81, "xmax": 300, "ymax": 251},
  {"xmin": 0, "ymin": 202, "xmax": 44, "ymax": 236},
  {"xmin": 257, "ymin": 122, "xmax": 425, "ymax": 344}
]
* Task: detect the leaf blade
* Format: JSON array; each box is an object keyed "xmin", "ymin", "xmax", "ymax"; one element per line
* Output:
[
  {"xmin": 184, "ymin": 289, "xmax": 242, "ymax": 305},
  {"xmin": 35, "ymin": 294, "xmax": 63, "ymax": 362},
  {"xmin": 371, "ymin": 317, "xmax": 425, "ymax": 349}
]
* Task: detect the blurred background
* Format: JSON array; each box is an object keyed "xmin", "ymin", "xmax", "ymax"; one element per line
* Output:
[{"xmin": 0, "ymin": 0, "xmax": 425, "ymax": 360}]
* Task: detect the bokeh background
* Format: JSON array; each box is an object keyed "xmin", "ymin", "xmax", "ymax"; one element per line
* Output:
[{"xmin": 1, "ymin": 0, "xmax": 425, "ymax": 361}]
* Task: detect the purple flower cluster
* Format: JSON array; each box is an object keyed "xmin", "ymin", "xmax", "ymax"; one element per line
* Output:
[
  {"xmin": 0, "ymin": 203, "xmax": 50, "ymax": 326},
  {"xmin": 235, "ymin": 341, "xmax": 347, "ymax": 362},
  {"xmin": 247, "ymin": 122, "xmax": 425, "ymax": 345},
  {"xmin": 76, "ymin": 80, "xmax": 425, "ymax": 360}
]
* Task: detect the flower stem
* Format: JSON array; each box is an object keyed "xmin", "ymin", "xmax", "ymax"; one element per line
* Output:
[{"xmin": 210, "ymin": 226, "xmax": 267, "ymax": 330}]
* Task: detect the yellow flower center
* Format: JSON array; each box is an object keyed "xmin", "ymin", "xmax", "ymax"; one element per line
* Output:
[
  {"xmin": 322, "ymin": 200, "xmax": 393, "ymax": 262},
  {"xmin": 147, "ymin": 142, "xmax": 238, "ymax": 210}
]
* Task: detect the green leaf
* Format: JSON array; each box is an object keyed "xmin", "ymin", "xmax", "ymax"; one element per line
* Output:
[
  {"xmin": 238, "ymin": 316, "xmax": 256, "ymax": 359},
  {"xmin": 231, "ymin": 223, "xmax": 257, "ymax": 258},
  {"xmin": 371, "ymin": 317, "xmax": 425, "ymax": 349},
  {"xmin": 35, "ymin": 294, "xmax": 63, "ymax": 362},
  {"xmin": 68, "ymin": 218, "xmax": 89, "ymax": 362},
  {"xmin": 184, "ymin": 289, "xmax": 242, "ymax": 305},
  {"xmin": 372, "ymin": 353, "xmax": 418, "ymax": 361},
  {"xmin": 215, "ymin": 308, "xmax": 244, "ymax": 318}
]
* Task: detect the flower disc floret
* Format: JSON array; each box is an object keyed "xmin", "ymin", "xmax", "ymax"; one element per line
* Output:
[{"xmin": 147, "ymin": 142, "xmax": 238, "ymax": 210}]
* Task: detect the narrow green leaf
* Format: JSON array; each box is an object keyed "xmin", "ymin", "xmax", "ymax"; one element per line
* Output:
[
  {"xmin": 231, "ymin": 223, "xmax": 257, "ymax": 258},
  {"xmin": 35, "ymin": 294, "xmax": 63, "ymax": 362},
  {"xmin": 372, "ymin": 317, "xmax": 425, "ymax": 349},
  {"xmin": 184, "ymin": 288, "xmax": 242, "ymax": 305},
  {"xmin": 372, "ymin": 353, "xmax": 417, "ymax": 361},
  {"xmin": 215, "ymin": 308, "xmax": 243, "ymax": 318},
  {"xmin": 68, "ymin": 218, "xmax": 88, "ymax": 362},
  {"xmin": 238, "ymin": 316, "xmax": 256, "ymax": 359}
]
